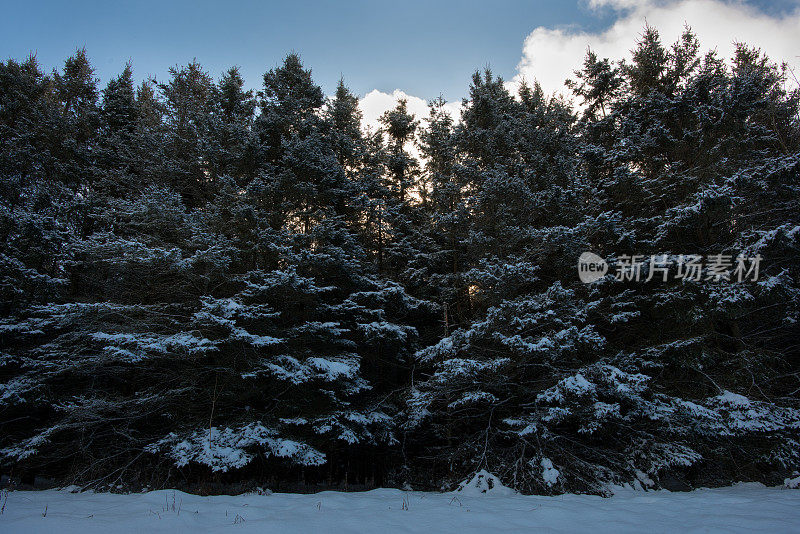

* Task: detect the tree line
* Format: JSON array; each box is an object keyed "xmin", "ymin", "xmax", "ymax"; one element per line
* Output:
[{"xmin": 1, "ymin": 25, "xmax": 799, "ymax": 494}]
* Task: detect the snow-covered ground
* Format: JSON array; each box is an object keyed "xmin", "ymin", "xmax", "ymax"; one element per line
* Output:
[{"xmin": 1, "ymin": 483, "xmax": 799, "ymax": 533}]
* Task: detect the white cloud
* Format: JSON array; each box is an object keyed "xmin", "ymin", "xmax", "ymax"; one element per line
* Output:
[
  {"xmin": 358, "ymin": 89, "xmax": 463, "ymax": 133},
  {"xmin": 357, "ymin": 1, "xmax": 798, "ymax": 132},
  {"xmin": 358, "ymin": 89, "xmax": 429, "ymax": 133},
  {"xmin": 513, "ymin": 0, "xmax": 800, "ymax": 98}
]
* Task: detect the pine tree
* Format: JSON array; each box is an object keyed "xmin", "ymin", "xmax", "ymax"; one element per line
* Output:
[
  {"xmin": 327, "ymin": 78, "xmax": 365, "ymax": 171},
  {"xmin": 0, "ymin": 35, "xmax": 797, "ymax": 494},
  {"xmin": 159, "ymin": 61, "xmax": 214, "ymax": 208},
  {"xmin": 379, "ymin": 99, "xmax": 418, "ymax": 203},
  {"xmin": 97, "ymin": 64, "xmax": 138, "ymax": 196},
  {"xmin": 206, "ymin": 66, "xmax": 256, "ymax": 182},
  {"xmin": 566, "ymin": 48, "xmax": 622, "ymax": 120}
]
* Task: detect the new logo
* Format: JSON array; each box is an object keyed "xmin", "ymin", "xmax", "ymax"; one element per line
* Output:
[{"xmin": 578, "ymin": 252, "xmax": 608, "ymax": 283}]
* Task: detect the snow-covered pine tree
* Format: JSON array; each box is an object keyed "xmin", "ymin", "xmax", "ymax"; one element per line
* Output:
[
  {"xmin": 0, "ymin": 36, "xmax": 797, "ymax": 495},
  {"xmin": 405, "ymin": 30, "xmax": 800, "ymax": 494}
]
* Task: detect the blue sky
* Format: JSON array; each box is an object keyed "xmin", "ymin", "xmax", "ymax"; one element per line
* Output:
[
  {"xmin": 2, "ymin": 1, "xmax": 609, "ymax": 100},
  {"xmin": 2, "ymin": 0, "xmax": 797, "ymax": 105}
]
